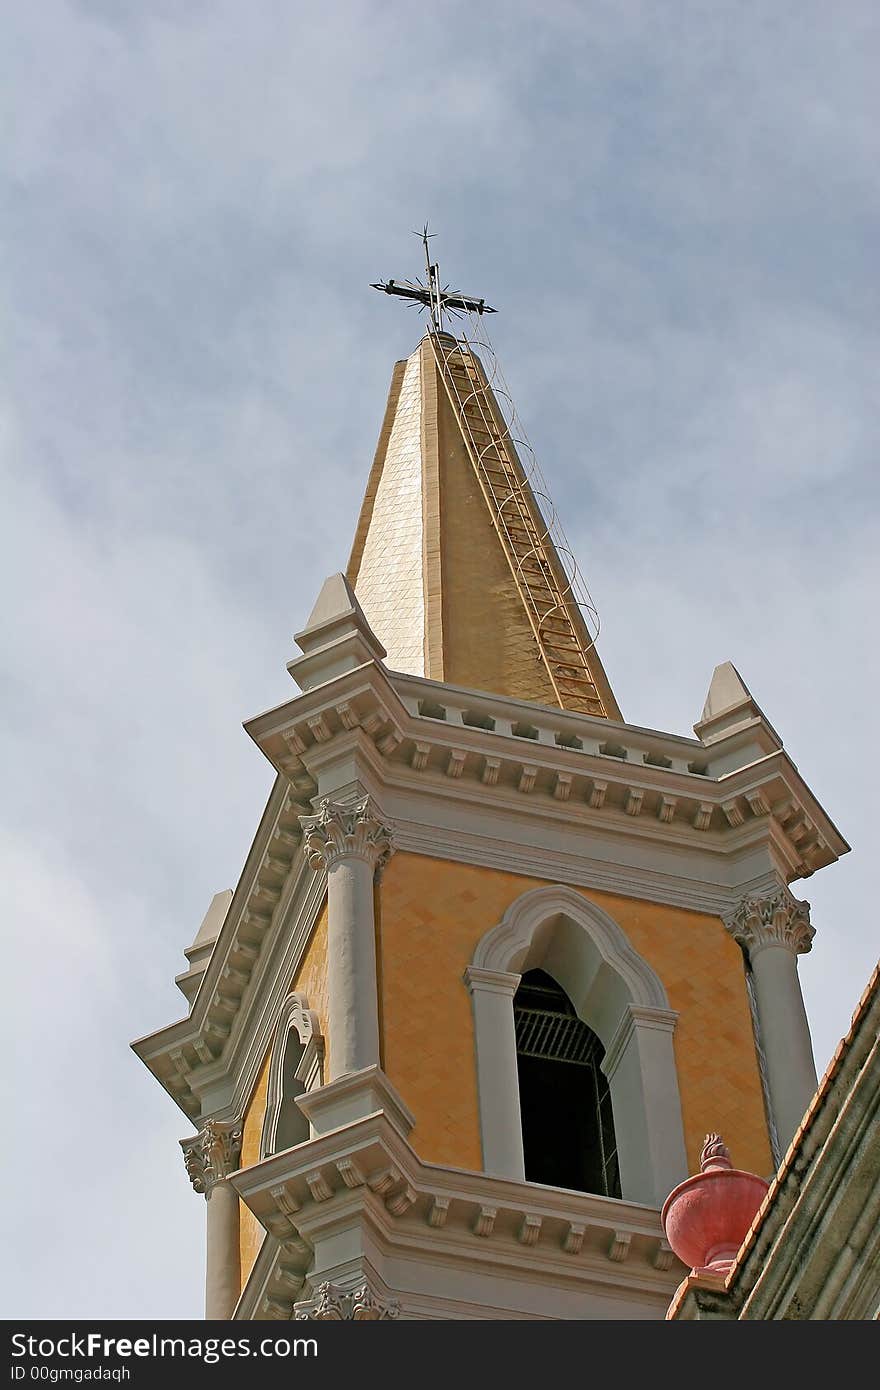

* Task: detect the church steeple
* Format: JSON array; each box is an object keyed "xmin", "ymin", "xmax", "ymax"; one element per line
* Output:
[
  {"xmin": 133, "ymin": 250, "xmax": 849, "ymax": 1324},
  {"xmin": 349, "ymin": 316, "xmax": 621, "ymax": 718}
]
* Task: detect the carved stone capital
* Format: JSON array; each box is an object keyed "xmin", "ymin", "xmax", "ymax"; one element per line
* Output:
[
  {"xmin": 299, "ymin": 796, "xmax": 394, "ymax": 873},
  {"xmin": 181, "ymin": 1119, "xmax": 243, "ymax": 1196},
  {"xmin": 293, "ymin": 1280, "xmax": 400, "ymax": 1321},
  {"xmin": 723, "ymin": 888, "xmax": 814, "ymax": 959}
]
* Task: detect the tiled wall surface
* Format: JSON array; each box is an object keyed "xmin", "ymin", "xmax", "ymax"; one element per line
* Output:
[
  {"xmin": 355, "ymin": 350, "xmax": 426, "ymax": 675},
  {"xmin": 379, "ymin": 851, "xmax": 773, "ymax": 1178}
]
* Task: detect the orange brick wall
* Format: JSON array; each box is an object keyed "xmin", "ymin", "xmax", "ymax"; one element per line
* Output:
[
  {"xmin": 237, "ymin": 897, "xmax": 330, "ymax": 1284},
  {"xmin": 378, "ymin": 852, "xmax": 772, "ymax": 1178}
]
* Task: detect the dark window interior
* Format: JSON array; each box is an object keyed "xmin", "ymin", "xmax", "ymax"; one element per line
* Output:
[
  {"xmin": 273, "ymin": 1032, "xmax": 309, "ymax": 1153},
  {"xmin": 514, "ymin": 968, "xmax": 621, "ymax": 1198}
]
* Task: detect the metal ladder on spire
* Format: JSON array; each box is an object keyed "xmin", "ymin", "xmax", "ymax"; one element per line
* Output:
[{"xmin": 428, "ymin": 330, "xmax": 608, "ymax": 719}]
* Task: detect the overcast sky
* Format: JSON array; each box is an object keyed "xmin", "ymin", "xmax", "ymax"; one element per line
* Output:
[{"xmin": 3, "ymin": 2, "xmax": 877, "ymax": 1320}]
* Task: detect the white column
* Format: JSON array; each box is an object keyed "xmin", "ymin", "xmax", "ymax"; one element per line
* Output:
[
  {"xmin": 464, "ymin": 966, "xmax": 525, "ymax": 1180},
  {"xmin": 182, "ymin": 1120, "xmax": 243, "ymax": 1320},
  {"xmin": 602, "ymin": 1005, "xmax": 688, "ymax": 1206},
  {"xmin": 300, "ymin": 796, "xmax": 394, "ymax": 1080},
  {"xmin": 724, "ymin": 887, "xmax": 818, "ymax": 1154}
]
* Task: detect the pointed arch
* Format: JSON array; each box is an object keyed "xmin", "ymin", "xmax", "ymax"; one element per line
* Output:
[
  {"xmin": 466, "ymin": 885, "xmax": 687, "ymax": 1206},
  {"xmin": 473, "ymin": 884, "xmax": 669, "ymax": 1037},
  {"xmin": 260, "ymin": 994, "xmax": 325, "ymax": 1159}
]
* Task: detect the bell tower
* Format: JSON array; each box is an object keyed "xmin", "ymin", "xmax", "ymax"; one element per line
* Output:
[{"xmin": 133, "ymin": 247, "xmax": 848, "ymax": 1320}]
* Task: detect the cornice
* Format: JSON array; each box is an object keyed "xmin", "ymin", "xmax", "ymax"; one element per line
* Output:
[
  {"xmin": 230, "ymin": 1107, "xmax": 685, "ymax": 1320},
  {"xmin": 364, "ymin": 795, "xmax": 810, "ymax": 918},
  {"xmin": 219, "ymin": 864, "xmax": 326, "ymax": 1119},
  {"xmin": 245, "ymin": 661, "xmax": 849, "ymax": 883},
  {"xmin": 131, "ymin": 775, "xmax": 319, "ymax": 1120}
]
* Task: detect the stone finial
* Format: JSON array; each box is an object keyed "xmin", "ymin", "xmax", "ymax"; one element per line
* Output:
[
  {"xmin": 181, "ymin": 1119, "xmax": 242, "ymax": 1196},
  {"xmin": 287, "ymin": 573, "xmax": 387, "ymax": 693},
  {"xmin": 699, "ymin": 662, "xmax": 753, "ymax": 724},
  {"xmin": 723, "ymin": 887, "xmax": 814, "ymax": 959},
  {"xmin": 299, "ymin": 796, "xmax": 394, "ymax": 873},
  {"xmin": 700, "ymin": 1134, "xmax": 732, "ymax": 1172},
  {"xmin": 302, "ymin": 573, "xmax": 370, "ymax": 636},
  {"xmin": 694, "ymin": 661, "xmax": 782, "ymax": 748},
  {"xmin": 662, "ymin": 1133, "xmax": 770, "ymax": 1277}
]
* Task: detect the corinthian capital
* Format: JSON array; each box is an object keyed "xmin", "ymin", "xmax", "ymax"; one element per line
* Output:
[
  {"xmin": 181, "ymin": 1119, "xmax": 242, "ymax": 1196},
  {"xmin": 299, "ymin": 796, "xmax": 394, "ymax": 873},
  {"xmin": 723, "ymin": 887, "xmax": 814, "ymax": 959},
  {"xmin": 293, "ymin": 1280, "xmax": 400, "ymax": 1321}
]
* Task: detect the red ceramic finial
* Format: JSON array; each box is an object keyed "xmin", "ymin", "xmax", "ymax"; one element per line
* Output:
[
  {"xmin": 700, "ymin": 1133, "xmax": 732, "ymax": 1172},
  {"xmin": 661, "ymin": 1132, "xmax": 770, "ymax": 1279}
]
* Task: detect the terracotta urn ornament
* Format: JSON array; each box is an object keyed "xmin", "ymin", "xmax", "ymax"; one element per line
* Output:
[{"xmin": 661, "ymin": 1134, "xmax": 770, "ymax": 1276}]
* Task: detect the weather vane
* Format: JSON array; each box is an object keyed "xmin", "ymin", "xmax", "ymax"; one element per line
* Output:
[{"xmin": 372, "ymin": 225, "xmax": 496, "ymax": 334}]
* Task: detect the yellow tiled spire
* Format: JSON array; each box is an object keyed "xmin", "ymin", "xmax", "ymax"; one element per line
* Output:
[{"xmin": 348, "ymin": 334, "xmax": 621, "ymax": 720}]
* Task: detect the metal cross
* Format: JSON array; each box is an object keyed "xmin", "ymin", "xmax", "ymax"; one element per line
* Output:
[{"xmin": 372, "ymin": 226, "xmax": 496, "ymax": 334}]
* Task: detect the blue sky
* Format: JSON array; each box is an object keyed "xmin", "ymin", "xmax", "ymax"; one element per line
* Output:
[{"xmin": 2, "ymin": 1, "xmax": 877, "ymax": 1318}]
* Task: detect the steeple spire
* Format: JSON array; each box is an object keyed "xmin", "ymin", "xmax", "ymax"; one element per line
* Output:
[{"xmin": 359, "ymin": 241, "xmax": 621, "ymax": 720}]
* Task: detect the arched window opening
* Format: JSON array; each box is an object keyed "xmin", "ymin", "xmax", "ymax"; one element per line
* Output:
[
  {"xmin": 260, "ymin": 993, "xmax": 324, "ymax": 1159},
  {"xmin": 514, "ymin": 968, "xmax": 621, "ymax": 1198},
  {"xmin": 272, "ymin": 1031, "xmax": 310, "ymax": 1154},
  {"xmin": 468, "ymin": 885, "xmax": 687, "ymax": 1204}
]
